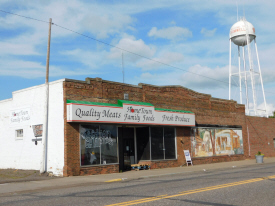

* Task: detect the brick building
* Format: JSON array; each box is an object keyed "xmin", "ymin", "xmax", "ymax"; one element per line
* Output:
[
  {"xmin": 1, "ymin": 77, "xmax": 274, "ymax": 176},
  {"xmin": 63, "ymin": 77, "xmax": 275, "ymax": 176}
]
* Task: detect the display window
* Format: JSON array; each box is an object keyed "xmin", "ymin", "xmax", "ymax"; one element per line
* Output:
[
  {"xmin": 136, "ymin": 127, "xmax": 150, "ymax": 161},
  {"xmin": 151, "ymin": 127, "xmax": 176, "ymax": 160},
  {"xmin": 80, "ymin": 124, "xmax": 176, "ymax": 167},
  {"xmin": 164, "ymin": 127, "xmax": 176, "ymax": 159},
  {"xmin": 151, "ymin": 127, "xmax": 164, "ymax": 160},
  {"xmin": 80, "ymin": 124, "xmax": 118, "ymax": 166}
]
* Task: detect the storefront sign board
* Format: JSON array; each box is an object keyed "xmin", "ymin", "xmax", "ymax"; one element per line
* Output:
[{"xmin": 67, "ymin": 100, "xmax": 195, "ymax": 126}]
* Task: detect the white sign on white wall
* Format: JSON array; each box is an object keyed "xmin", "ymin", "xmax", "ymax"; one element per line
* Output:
[
  {"xmin": 67, "ymin": 100, "xmax": 195, "ymax": 126},
  {"xmin": 10, "ymin": 108, "xmax": 31, "ymax": 125}
]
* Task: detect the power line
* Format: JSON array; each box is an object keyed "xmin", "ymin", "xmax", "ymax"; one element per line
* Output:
[
  {"xmin": 1, "ymin": 9, "xmax": 275, "ymax": 96},
  {"xmin": 54, "ymin": 23, "xmax": 229, "ymax": 85},
  {"xmin": 0, "ymin": 9, "xmax": 229, "ymax": 85},
  {"xmin": 0, "ymin": 9, "xmax": 48, "ymax": 23}
]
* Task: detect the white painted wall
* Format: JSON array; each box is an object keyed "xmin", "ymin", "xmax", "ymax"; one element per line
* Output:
[{"xmin": 0, "ymin": 79, "xmax": 64, "ymax": 176}]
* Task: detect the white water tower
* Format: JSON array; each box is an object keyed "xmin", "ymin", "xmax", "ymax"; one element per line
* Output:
[{"xmin": 229, "ymin": 17, "xmax": 267, "ymax": 117}]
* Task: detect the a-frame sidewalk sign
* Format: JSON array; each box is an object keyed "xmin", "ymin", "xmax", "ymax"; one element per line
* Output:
[{"xmin": 184, "ymin": 150, "xmax": 193, "ymax": 166}]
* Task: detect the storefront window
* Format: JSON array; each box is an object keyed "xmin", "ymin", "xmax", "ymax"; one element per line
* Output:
[
  {"xmin": 80, "ymin": 124, "xmax": 118, "ymax": 166},
  {"xmin": 100, "ymin": 125, "xmax": 118, "ymax": 164},
  {"xmin": 151, "ymin": 127, "xmax": 176, "ymax": 160},
  {"xmin": 136, "ymin": 127, "xmax": 150, "ymax": 161},
  {"xmin": 164, "ymin": 127, "xmax": 176, "ymax": 159},
  {"xmin": 151, "ymin": 127, "xmax": 164, "ymax": 160}
]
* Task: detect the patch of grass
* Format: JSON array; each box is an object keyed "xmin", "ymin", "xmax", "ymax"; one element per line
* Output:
[{"xmin": 0, "ymin": 169, "xmax": 37, "ymax": 179}]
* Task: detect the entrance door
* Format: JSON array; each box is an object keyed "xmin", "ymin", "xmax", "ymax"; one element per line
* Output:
[
  {"xmin": 123, "ymin": 138, "xmax": 135, "ymax": 170},
  {"xmin": 118, "ymin": 127, "xmax": 135, "ymax": 171}
]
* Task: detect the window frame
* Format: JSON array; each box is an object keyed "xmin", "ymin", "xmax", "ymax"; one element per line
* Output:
[
  {"xmin": 15, "ymin": 129, "xmax": 24, "ymax": 140},
  {"xmin": 150, "ymin": 126, "xmax": 177, "ymax": 161},
  {"xmin": 79, "ymin": 124, "xmax": 119, "ymax": 167}
]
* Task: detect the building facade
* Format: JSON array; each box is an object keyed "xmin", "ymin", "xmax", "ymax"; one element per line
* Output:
[
  {"xmin": 1, "ymin": 77, "xmax": 275, "ymax": 176},
  {"xmin": 63, "ymin": 77, "xmax": 247, "ymax": 176},
  {"xmin": 0, "ymin": 80, "xmax": 65, "ymax": 176}
]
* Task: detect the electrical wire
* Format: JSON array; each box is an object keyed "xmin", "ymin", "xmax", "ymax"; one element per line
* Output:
[
  {"xmin": 53, "ymin": 23, "xmax": 229, "ymax": 85},
  {"xmin": 0, "ymin": 9, "xmax": 48, "ymax": 23},
  {"xmin": 1, "ymin": 9, "xmax": 275, "ymax": 96},
  {"xmin": 0, "ymin": 9, "xmax": 228, "ymax": 84}
]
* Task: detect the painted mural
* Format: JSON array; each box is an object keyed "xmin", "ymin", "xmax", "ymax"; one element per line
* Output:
[{"xmin": 191, "ymin": 128, "xmax": 243, "ymax": 157}]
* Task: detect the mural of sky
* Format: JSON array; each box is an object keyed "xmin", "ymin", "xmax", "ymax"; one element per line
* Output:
[{"xmin": 0, "ymin": 1, "xmax": 274, "ymax": 115}]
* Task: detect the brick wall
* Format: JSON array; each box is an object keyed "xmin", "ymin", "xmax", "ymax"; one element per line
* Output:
[
  {"xmin": 63, "ymin": 123, "xmax": 80, "ymax": 176},
  {"xmin": 63, "ymin": 77, "xmax": 250, "ymax": 176},
  {"xmin": 246, "ymin": 116, "xmax": 275, "ymax": 157},
  {"xmin": 191, "ymin": 155, "xmax": 245, "ymax": 165},
  {"xmin": 80, "ymin": 165, "xmax": 119, "ymax": 175}
]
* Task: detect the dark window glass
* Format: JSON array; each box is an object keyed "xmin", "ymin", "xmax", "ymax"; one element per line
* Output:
[
  {"xmin": 80, "ymin": 124, "xmax": 118, "ymax": 166},
  {"xmin": 100, "ymin": 125, "xmax": 118, "ymax": 164},
  {"xmin": 164, "ymin": 127, "xmax": 176, "ymax": 159},
  {"xmin": 136, "ymin": 127, "xmax": 150, "ymax": 161},
  {"xmin": 80, "ymin": 125, "xmax": 100, "ymax": 165},
  {"xmin": 151, "ymin": 127, "xmax": 164, "ymax": 160},
  {"xmin": 118, "ymin": 127, "xmax": 135, "ymax": 170}
]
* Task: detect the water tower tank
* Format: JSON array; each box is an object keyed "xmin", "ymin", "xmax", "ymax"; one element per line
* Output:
[{"xmin": 230, "ymin": 19, "xmax": 256, "ymax": 46}]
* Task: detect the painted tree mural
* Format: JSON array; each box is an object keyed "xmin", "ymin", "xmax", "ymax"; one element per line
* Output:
[{"xmin": 192, "ymin": 128, "xmax": 243, "ymax": 157}]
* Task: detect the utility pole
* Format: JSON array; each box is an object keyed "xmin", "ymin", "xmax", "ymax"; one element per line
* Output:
[{"xmin": 41, "ymin": 18, "xmax": 52, "ymax": 173}]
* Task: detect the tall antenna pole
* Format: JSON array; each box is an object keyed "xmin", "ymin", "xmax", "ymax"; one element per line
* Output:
[
  {"xmin": 41, "ymin": 18, "xmax": 52, "ymax": 173},
  {"xmin": 236, "ymin": 1, "xmax": 239, "ymax": 21},
  {"xmin": 122, "ymin": 53, "xmax": 125, "ymax": 83},
  {"xmin": 229, "ymin": 39, "xmax": 232, "ymax": 100},
  {"xmin": 243, "ymin": 1, "xmax": 245, "ymax": 18}
]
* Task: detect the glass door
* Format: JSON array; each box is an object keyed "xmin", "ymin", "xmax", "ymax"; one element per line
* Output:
[
  {"xmin": 118, "ymin": 127, "xmax": 135, "ymax": 171},
  {"xmin": 123, "ymin": 137, "xmax": 135, "ymax": 170}
]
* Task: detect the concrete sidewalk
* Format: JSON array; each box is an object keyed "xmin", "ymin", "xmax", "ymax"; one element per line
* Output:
[{"xmin": 1, "ymin": 157, "xmax": 275, "ymax": 195}]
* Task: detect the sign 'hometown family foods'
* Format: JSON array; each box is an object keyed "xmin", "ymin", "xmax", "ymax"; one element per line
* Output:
[{"xmin": 67, "ymin": 100, "xmax": 195, "ymax": 126}]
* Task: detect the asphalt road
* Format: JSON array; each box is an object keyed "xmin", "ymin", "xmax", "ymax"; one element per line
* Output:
[{"xmin": 0, "ymin": 163, "xmax": 274, "ymax": 206}]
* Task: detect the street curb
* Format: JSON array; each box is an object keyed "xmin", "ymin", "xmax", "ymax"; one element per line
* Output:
[{"xmin": 105, "ymin": 178, "xmax": 128, "ymax": 182}]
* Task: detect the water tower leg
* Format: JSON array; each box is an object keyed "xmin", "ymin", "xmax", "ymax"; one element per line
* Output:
[
  {"xmin": 238, "ymin": 46, "xmax": 242, "ymax": 104},
  {"xmin": 254, "ymin": 39, "xmax": 268, "ymax": 117},
  {"xmin": 246, "ymin": 40, "xmax": 257, "ymax": 115},
  {"xmin": 243, "ymin": 47, "xmax": 249, "ymax": 115}
]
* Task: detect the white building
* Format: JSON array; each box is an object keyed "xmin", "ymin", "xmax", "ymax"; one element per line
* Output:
[{"xmin": 0, "ymin": 79, "xmax": 64, "ymax": 176}]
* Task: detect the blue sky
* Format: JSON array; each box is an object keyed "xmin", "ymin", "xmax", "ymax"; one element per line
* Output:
[{"xmin": 0, "ymin": 0, "xmax": 275, "ymax": 116}]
